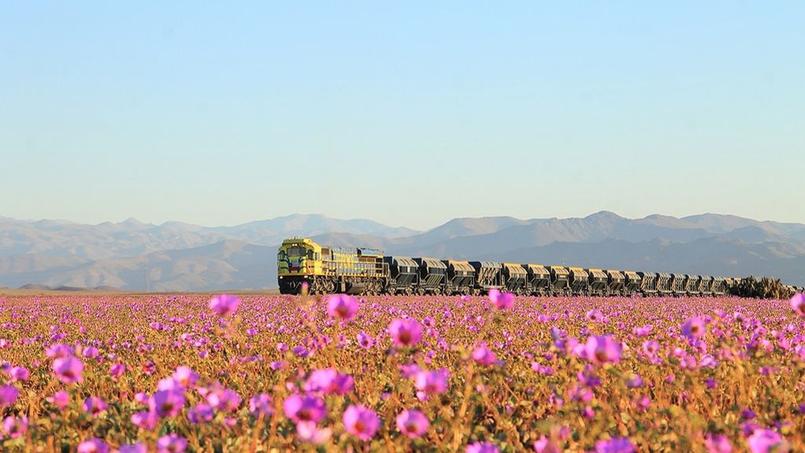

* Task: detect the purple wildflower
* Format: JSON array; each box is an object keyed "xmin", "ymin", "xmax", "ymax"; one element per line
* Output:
[
  {"xmin": 83, "ymin": 396, "xmax": 108, "ymax": 416},
  {"xmin": 77, "ymin": 439, "xmax": 109, "ymax": 453},
  {"xmin": 396, "ymin": 409, "xmax": 429, "ymax": 439},
  {"xmin": 342, "ymin": 404, "xmax": 380, "ymax": 441},
  {"xmin": 594, "ymin": 437, "xmax": 636, "ymax": 453},
  {"xmin": 0, "ymin": 385, "xmax": 19, "ymax": 407},
  {"xmin": 52, "ymin": 356, "xmax": 84, "ymax": 384},
  {"xmin": 150, "ymin": 390, "xmax": 185, "ymax": 418},
  {"xmin": 466, "ymin": 442, "xmax": 500, "ymax": 453},
  {"xmin": 682, "ymin": 317, "xmax": 707, "ymax": 339},
  {"xmin": 488, "ymin": 288, "xmax": 514, "ymax": 310},
  {"xmin": 208, "ymin": 294, "xmax": 240, "ymax": 317},
  {"xmin": 388, "ymin": 318, "xmax": 423, "ymax": 348},
  {"xmin": 249, "ymin": 393, "xmax": 273, "ymax": 417},
  {"xmin": 584, "ymin": 335, "xmax": 622, "ymax": 365},
  {"xmin": 157, "ymin": 434, "xmax": 188, "ymax": 453},
  {"xmin": 283, "ymin": 394, "xmax": 327, "ymax": 423},
  {"xmin": 326, "ymin": 294, "xmax": 359, "ymax": 321}
]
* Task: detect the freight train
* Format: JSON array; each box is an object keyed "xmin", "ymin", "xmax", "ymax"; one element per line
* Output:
[{"xmin": 277, "ymin": 237, "xmax": 747, "ymax": 297}]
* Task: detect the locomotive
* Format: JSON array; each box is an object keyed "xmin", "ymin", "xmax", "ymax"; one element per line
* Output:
[{"xmin": 277, "ymin": 237, "xmax": 740, "ymax": 297}]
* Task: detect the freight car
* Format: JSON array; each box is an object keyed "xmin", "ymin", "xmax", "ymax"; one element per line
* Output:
[{"xmin": 277, "ymin": 237, "xmax": 744, "ymax": 297}]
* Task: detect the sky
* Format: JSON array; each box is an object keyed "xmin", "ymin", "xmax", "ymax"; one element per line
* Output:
[{"xmin": 1, "ymin": 2, "xmax": 804, "ymax": 230}]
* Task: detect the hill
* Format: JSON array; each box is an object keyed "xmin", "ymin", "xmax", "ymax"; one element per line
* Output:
[{"xmin": 1, "ymin": 212, "xmax": 803, "ymax": 290}]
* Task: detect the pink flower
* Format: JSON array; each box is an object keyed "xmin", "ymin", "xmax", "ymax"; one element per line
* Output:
[
  {"xmin": 283, "ymin": 394, "xmax": 327, "ymax": 423},
  {"xmin": 47, "ymin": 390, "xmax": 69, "ymax": 409},
  {"xmin": 82, "ymin": 346, "xmax": 100, "ymax": 359},
  {"xmin": 746, "ymin": 429, "xmax": 787, "ymax": 453},
  {"xmin": 682, "ymin": 317, "xmax": 707, "ymax": 339},
  {"xmin": 357, "ymin": 331, "xmax": 375, "ymax": 349},
  {"xmin": 172, "ymin": 366, "xmax": 199, "ymax": 388},
  {"xmin": 584, "ymin": 335, "xmax": 622, "ymax": 365},
  {"xmin": 208, "ymin": 294, "xmax": 240, "ymax": 317},
  {"xmin": 45, "ymin": 343, "xmax": 74, "ymax": 359},
  {"xmin": 157, "ymin": 434, "xmax": 187, "ymax": 453},
  {"xmin": 414, "ymin": 369, "xmax": 450, "ymax": 395},
  {"xmin": 488, "ymin": 288, "xmax": 514, "ymax": 310},
  {"xmin": 77, "ymin": 439, "xmax": 109, "ymax": 453},
  {"xmin": 304, "ymin": 368, "xmax": 354, "ymax": 395},
  {"xmin": 1, "ymin": 415, "xmax": 28, "ymax": 439},
  {"xmin": 119, "ymin": 444, "xmax": 147, "ymax": 453},
  {"xmin": 705, "ymin": 433, "xmax": 733, "ymax": 453},
  {"xmin": 790, "ymin": 293, "xmax": 804, "ymax": 317},
  {"xmin": 296, "ymin": 420, "xmax": 332, "ymax": 444},
  {"xmin": 8, "ymin": 366, "xmax": 29, "ymax": 382},
  {"xmin": 52, "ymin": 356, "xmax": 84, "ymax": 384},
  {"xmin": 248, "ymin": 393, "xmax": 273, "ymax": 417},
  {"xmin": 533, "ymin": 436, "xmax": 561, "ymax": 453},
  {"xmin": 131, "ymin": 411, "xmax": 159, "ymax": 430},
  {"xmin": 472, "ymin": 343, "xmax": 498, "ymax": 366},
  {"xmin": 586, "ymin": 309, "xmax": 605, "ymax": 322},
  {"xmin": 83, "ymin": 396, "xmax": 108, "ymax": 416},
  {"xmin": 150, "ymin": 390, "xmax": 185, "ymax": 418},
  {"xmin": 109, "ymin": 363, "xmax": 126, "ymax": 379},
  {"xmin": 400, "ymin": 363, "xmax": 422, "ymax": 378},
  {"xmin": 466, "ymin": 442, "xmax": 500, "ymax": 453},
  {"xmin": 388, "ymin": 319, "xmax": 423, "ymax": 348},
  {"xmin": 205, "ymin": 388, "xmax": 241, "ymax": 413},
  {"xmin": 396, "ymin": 409, "xmax": 429, "ymax": 439},
  {"xmin": 0, "ymin": 385, "xmax": 18, "ymax": 407},
  {"xmin": 343, "ymin": 404, "xmax": 380, "ymax": 441},
  {"xmin": 158, "ymin": 377, "xmax": 182, "ymax": 392},
  {"xmin": 633, "ymin": 325, "xmax": 653, "ymax": 337},
  {"xmin": 327, "ymin": 294, "xmax": 359, "ymax": 321},
  {"xmin": 642, "ymin": 340, "xmax": 659, "ymax": 355},
  {"xmin": 188, "ymin": 404, "xmax": 214, "ymax": 424},
  {"xmin": 594, "ymin": 437, "xmax": 635, "ymax": 452}
]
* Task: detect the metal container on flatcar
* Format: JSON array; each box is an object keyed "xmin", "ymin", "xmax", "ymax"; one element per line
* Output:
[
  {"xmin": 524, "ymin": 264, "xmax": 552, "ymax": 296},
  {"xmin": 656, "ymin": 272, "xmax": 672, "ymax": 295},
  {"xmin": 699, "ymin": 275, "xmax": 714, "ymax": 296},
  {"xmin": 685, "ymin": 275, "xmax": 702, "ymax": 296},
  {"xmin": 568, "ymin": 267, "xmax": 590, "ymax": 295},
  {"xmin": 469, "ymin": 261, "xmax": 502, "ymax": 293},
  {"xmin": 586, "ymin": 268, "xmax": 609, "ymax": 296},
  {"xmin": 383, "ymin": 256, "xmax": 419, "ymax": 295},
  {"xmin": 623, "ymin": 271, "xmax": 642, "ymax": 295},
  {"xmin": 637, "ymin": 272, "xmax": 657, "ymax": 295},
  {"xmin": 547, "ymin": 266, "xmax": 571, "ymax": 295},
  {"xmin": 500, "ymin": 263, "xmax": 527, "ymax": 294},
  {"xmin": 606, "ymin": 269, "xmax": 626, "ymax": 295},
  {"xmin": 413, "ymin": 257, "xmax": 446, "ymax": 294},
  {"xmin": 669, "ymin": 273, "xmax": 686, "ymax": 295},
  {"xmin": 711, "ymin": 277, "xmax": 726, "ymax": 296},
  {"xmin": 442, "ymin": 260, "xmax": 476, "ymax": 295}
]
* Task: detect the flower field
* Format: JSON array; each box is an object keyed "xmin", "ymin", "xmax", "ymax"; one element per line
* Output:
[{"xmin": 0, "ymin": 293, "xmax": 803, "ymax": 452}]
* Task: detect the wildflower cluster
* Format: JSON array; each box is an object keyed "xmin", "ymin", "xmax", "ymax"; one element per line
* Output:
[{"xmin": 0, "ymin": 291, "xmax": 802, "ymax": 451}]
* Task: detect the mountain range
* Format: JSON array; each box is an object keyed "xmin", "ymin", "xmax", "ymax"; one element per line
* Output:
[{"xmin": 1, "ymin": 212, "xmax": 803, "ymax": 291}]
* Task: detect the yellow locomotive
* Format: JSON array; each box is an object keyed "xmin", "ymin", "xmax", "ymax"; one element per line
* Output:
[{"xmin": 277, "ymin": 238, "xmax": 387, "ymax": 295}]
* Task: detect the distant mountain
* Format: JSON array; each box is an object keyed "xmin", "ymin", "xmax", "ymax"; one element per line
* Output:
[
  {"xmin": 0, "ymin": 214, "xmax": 417, "ymax": 260},
  {"xmin": 212, "ymin": 214, "xmax": 418, "ymax": 244},
  {"xmin": 1, "ymin": 212, "xmax": 803, "ymax": 290}
]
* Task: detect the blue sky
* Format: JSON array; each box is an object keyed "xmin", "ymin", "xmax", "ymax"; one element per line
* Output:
[{"xmin": 1, "ymin": 2, "xmax": 804, "ymax": 229}]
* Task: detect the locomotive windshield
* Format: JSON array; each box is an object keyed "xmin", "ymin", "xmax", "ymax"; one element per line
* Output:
[{"xmin": 287, "ymin": 246, "xmax": 306, "ymax": 257}]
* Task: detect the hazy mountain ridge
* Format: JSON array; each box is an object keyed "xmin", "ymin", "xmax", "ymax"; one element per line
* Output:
[{"xmin": 1, "ymin": 212, "xmax": 803, "ymax": 290}]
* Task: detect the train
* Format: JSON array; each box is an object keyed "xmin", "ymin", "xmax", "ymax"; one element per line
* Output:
[{"xmin": 276, "ymin": 237, "xmax": 761, "ymax": 297}]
